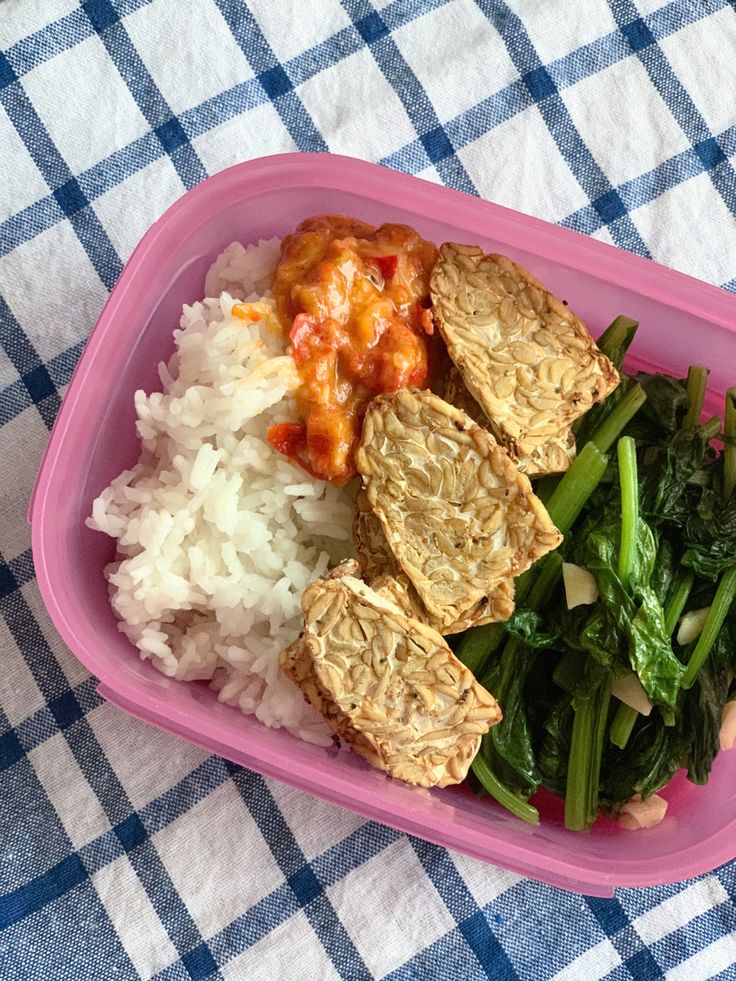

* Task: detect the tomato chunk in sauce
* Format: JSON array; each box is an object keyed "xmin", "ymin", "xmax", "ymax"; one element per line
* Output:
[{"xmin": 269, "ymin": 215, "xmax": 439, "ymax": 483}]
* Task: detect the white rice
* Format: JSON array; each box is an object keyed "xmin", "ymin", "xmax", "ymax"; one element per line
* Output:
[{"xmin": 88, "ymin": 239, "xmax": 355, "ymax": 746}]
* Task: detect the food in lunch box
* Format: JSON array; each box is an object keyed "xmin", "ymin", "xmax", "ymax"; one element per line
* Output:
[
  {"xmin": 269, "ymin": 216, "xmax": 438, "ymax": 484},
  {"xmin": 356, "ymin": 389, "xmax": 561, "ymax": 627},
  {"xmin": 431, "ymin": 243, "xmax": 619, "ymax": 473},
  {"xmin": 89, "ymin": 213, "xmax": 736, "ymax": 832},
  {"xmin": 281, "ymin": 570, "xmax": 501, "ymax": 788},
  {"xmin": 352, "ymin": 487, "xmax": 516, "ymax": 634},
  {"xmin": 442, "ymin": 362, "xmax": 577, "ymax": 475}
]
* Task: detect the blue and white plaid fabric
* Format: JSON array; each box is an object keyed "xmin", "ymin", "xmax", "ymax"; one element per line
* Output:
[{"xmin": 2, "ymin": 1, "xmax": 736, "ymax": 978}]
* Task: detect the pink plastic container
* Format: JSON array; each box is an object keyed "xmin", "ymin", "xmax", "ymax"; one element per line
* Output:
[{"xmin": 30, "ymin": 153, "xmax": 736, "ymax": 896}]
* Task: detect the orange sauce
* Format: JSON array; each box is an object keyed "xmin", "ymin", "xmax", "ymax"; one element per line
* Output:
[{"xmin": 269, "ymin": 215, "xmax": 438, "ymax": 483}]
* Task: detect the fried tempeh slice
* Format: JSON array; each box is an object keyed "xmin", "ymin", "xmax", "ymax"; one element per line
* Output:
[
  {"xmin": 288, "ymin": 574, "xmax": 502, "ymax": 787},
  {"xmin": 431, "ymin": 243, "xmax": 619, "ymax": 458},
  {"xmin": 442, "ymin": 364, "xmax": 576, "ymax": 476},
  {"xmin": 356, "ymin": 390, "xmax": 561, "ymax": 627},
  {"xmin": 352, "ymin": 488, "xmax": 515, "ymax": 633},
  {"xmin": 352, "ymin": 487, "xmax": 399, "ymax": 584},
  {"xmin": 280, "ymin": 636, "xmax": 388, "ymax": 770}
]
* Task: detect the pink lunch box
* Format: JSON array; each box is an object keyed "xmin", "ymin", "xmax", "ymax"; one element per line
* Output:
[{"xmin": 30, "ymin": 153, "xmax": 736, "ymax": 897}]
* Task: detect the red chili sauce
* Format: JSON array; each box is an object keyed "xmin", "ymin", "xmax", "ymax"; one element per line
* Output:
[{"xmin": 268, "ymin": 215, "xmax": 439, "ymax": 484}]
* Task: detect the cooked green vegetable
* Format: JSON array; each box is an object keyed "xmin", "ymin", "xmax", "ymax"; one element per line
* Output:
[
  {"xmin": 663, "ymin": 567, "xmax": 695, "ymax": 636},
  {"xmin": 471, "ymin": 751, "xmax": 540, "ymax": 825},
  {"xmin": 461, "ymin": 320, "xmax": 736, "ymax": 830},
  {"xmin": 725, "ymin": 388, "xmax": 736, "ymax": 502},
  {"xmin": 617, "ymin": 437, "xmax": 638, "ymax": 585},
  {"xmin": 596, "ymin": 315, "xmax": 638, "ymax": 370},
  {"xmin": 683, "ymin": 364, "xmax": 709, "ymax": 429},
  {"xmin": 682, "ymin": 567, "xmax": 736, "ymax": 689}
]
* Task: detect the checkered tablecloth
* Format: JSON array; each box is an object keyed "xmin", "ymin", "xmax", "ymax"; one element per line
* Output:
[{"xmin": 2, "ymin": 1, "xmax": 736, "ymax": 978}]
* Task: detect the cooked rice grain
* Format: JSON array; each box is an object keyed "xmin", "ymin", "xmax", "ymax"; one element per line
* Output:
[{"xmin": 88, "ymin": 240, "xmax": 355, "ymax": 746}]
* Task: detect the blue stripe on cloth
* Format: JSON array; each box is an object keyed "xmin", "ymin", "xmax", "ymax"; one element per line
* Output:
[
  {"xmin": 379, "ymin": 0, "xmax": 450, "ymax": 31},
  {"xmin": 384, "ymin": 921, "xmax": 501, "ymax": 981},
  {"xmin": 561, "ymin": 125, "xmax": 736, "ymax": 234},
  {"xmin": 140, "ymin": 757, "xmax": 231, "ymax": 835},
  {"xmin": 0, "ymin": 297, "xmax": 61, "ymax": 429},
  {"xmin": 278, "ymin": 25, "xmax": 364, "ymax": 88},
  {"xmin": 610, "ymin": 0, "xmax": 736, "ymax": 220},
  {"xmin": 0, "ymin": 697, "xmax": 24, "ymax": 775},
  {"xmin": 0, "ymin": 83, "xmax": 123, "ymax": 290},
  {"xmin": 0, "ymin": 549, "xmax": 33, "ymax": 600},
  {"xmin": 379, "ymin": 0, "xmax": 730, "ymax": 178},
  {"xmin": 0, "ymin": 196, "xmax": 66, "ymax": 261},
  {"xmin": 410, "ymin": 837, "xmax": 516, "ymax": 979},
  {"xmin": 214, "ymin": 0, "xmax": 328, "ymax": 152},
  {"xmin": 43, "ymin": 339, "xmax": 86, "ymax": 387},
  {"xmin": 194, "ymin": 819, "xmax": 439, "ymax": 978},
  {"xmin": 0, "ymin": 567, "xmax": 79, "ymax": 707},
  {"xmin": 310, "ymin": 821, "xmax": 399, "ymax": 888},
  {"xmin": 341, "ymin": 0, "xmax": 478, "ymax": 194},
  {"xmin": 0, "ymin": 729, "xmax": 23, "ymax": 772},
  {"xmin": 0, "ymin": 854, "xmax": 88, "ymax": 929},
  {"xmin": 61, "ymin": 721, "xmax": 216, "ymax": 961},
  {"xmin": 0, "ymin": 0, "xmax": 727, "ymax": 268},
  {"xmin": 74, "ymin": 132, "xmax": 164, "ymax": 201},
  {"xmin": 646, "ymin": 901, "xmax": 736, "ymax": 974},
  {"xmin": 3, "ymin": 9, "xmax": 94, "ymax": 78},
  {"xmin": 711, "ymin": 970, "xmax": 736, "ymax": 981},
  {"xmin": 13, "ymin": 680, "xmax": 102, "ymax": 760},
  {"xmin": 473, "ymin": 0, "xmax": 651, "ymax": 257},
  {"xmin": 712, "ymin": 861, "xmax": 736, "ymax": 910},
  {"xmin": 0, "ymin": 563, "xmax": 19, "ymax": 602},
  {"xmin": 0, "ymin": 379, "xmax": 34, "ymax": 427},
  {"xmin": 586, "ymin": 896, "xmax": 662, "ymax": 978},
  {"xmin": 226, "ymin": 763, "xmax": 372, "ymax": 980},
  {"xmin": 179, "ymin": 78, "xmax": 266, "ymax": 142},
  {"xmin": 0, "ymin": 871, "xmax": 137, "ymax": 978},
  {"xmin": 0, "ymin": 724, "xmax": 87, "ymax": 915},
  {"xmin": 202, "ymin": 883, "xmax": 299, "ymax": 978},
  {"xmin": 80, "ymin": 1, "xmax": 208, "ymax": 191},
  {"xmin": 0, "ymin": 558, "xmax": 217, "ymax": 970},
  {"xmin": 113, "ymin": 0, "xmax": 159, "ymax": 15},
  {"xmin": 75, "ymin": 758, "xmax": 231, "ymax": 880}
]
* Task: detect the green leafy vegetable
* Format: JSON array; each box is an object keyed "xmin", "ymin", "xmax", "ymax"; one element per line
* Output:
[
  {"xmin": 503, "ymin": 610, "xmax": 559, "ymax": 649},
  {"xmin": 724, "ymin": 388, "xmax": 736, "ymax": 502},
  {"xmin": 631, "ymin": 372, "xmax": 688, "ymax": 437},
  {"xmin": 681, "ymin": 565, "xmax": 736, "ymax": 688},
  {"xmin": 596, "ymin": 315, "xmax": 639, "ymax": 370},
  {"xmin": 456, "ymin": 331, "xmax": 735, "ymax": 830},
  {"xmin": 682, "ymin": 490, "xmax": 736, "ymax": 579}
]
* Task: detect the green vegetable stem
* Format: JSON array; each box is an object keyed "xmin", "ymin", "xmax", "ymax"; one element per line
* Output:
[
  {"xmin": 681, "ymin": 565, "xmax": 736, "ymax": 689},
  {"xmin": 608, "ymin": 436, "xmax": 639, "ymax": 749},
  {"xmin": 617, "ymin": 437, "xmax": 638, "ymax": 586},
  {"xmin": 608, "ymin": 437, "xmax": 641, "ymax": 751},
  {"xmin": 471, "ymin": 753, "xmax": 540, "ymax": 825},
  {"xmin": 456, "ymin": 382, "xmax": 647, "ymax": 676},
  {"xmin": 725, "ymin": 388, "xmax": 736, "ymax": 502},
  {"xmin": 545, "ymin": 443, "xmax": 609, "ymax": 534},
  {"xmin": 564, "ymin": 682, "xmax": 611, "ymax": 831},
  {"xmin": 454, "ymin": 622, "xmax": 504, "ymax": 675},
  {"xmin": 683, "ymin": 365, "xmax": 709, "ymax": 428},
  {"xmin": 589, "ymin": 385, "xmax": 646, "ymax": 455},
  {"xmin": 596, "ymin": 316, "xmax": 639, "ymax": 370},
  {"xmin": 608, "ymin": 435, "xmax": 689, "ymax": 750},
  {"xmin": 663, "ymin": 567, "xmax": 695, "ymax": 637},
  {"xmin": 609, "ymin": 702, "xmax": 638, "ymax": 751}
]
